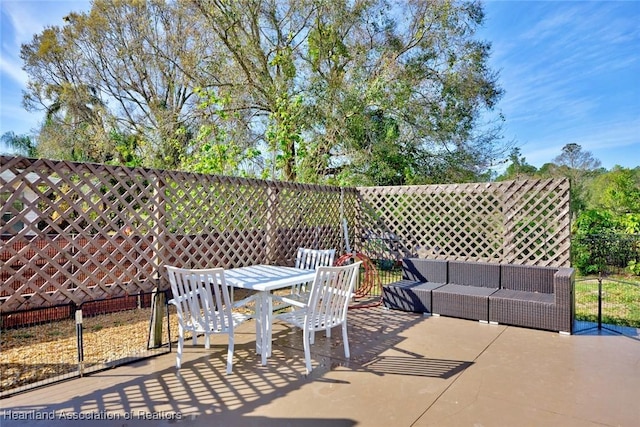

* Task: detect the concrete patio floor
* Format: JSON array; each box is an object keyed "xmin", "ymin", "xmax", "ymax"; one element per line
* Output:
[{"xmin": 1, "ymin": 306, "xmax": 639, "ymax": 426}]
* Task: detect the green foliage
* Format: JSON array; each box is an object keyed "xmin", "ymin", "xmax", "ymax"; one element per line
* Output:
[
  {"xmin": 495, "ymin": 148, "xmax": 537, "ymax": 181},
  {"xmin": 183, "ymin": 88, "xmax": 259, "ymax": 176},
  {"xmin": 108, "ymin": 131, "xmax": 143, "ymax": 167},
  {"xmin": 617, "ymin": 214, "xmax": 640, "ymax": 234},
  {"xmin": 572, "ymin": 209, "xmax": 640, "ymax": 276},
  {"xmin": 572, "ymin": 210, "xmax": 616, "ymax": 274},
  {"xmin": 0, "ymin": 132, "xmax": 38, "ymax": 157},
  {"xmin": 184, "ymin": 139, "xmax": 259, "ymax": 177},
  {"xmin": 265, "ymin": 94, "xmax": 304, "ymax": 181},
  {"xmin": 588, "ymin": 166, "xmax": 640, "ymax": 215},
  {"xmin": 572, "ymin": 167, "xmax": 640, "ymax": 275},
  {"xmin": 628, "ymin": 260, "xmax": 640, "ymax": 276},
  {"xmin": 18, "ymin": 0, "xmax": 506, "ymax": 183}
]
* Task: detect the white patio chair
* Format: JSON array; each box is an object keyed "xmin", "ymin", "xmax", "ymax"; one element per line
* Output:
[
  {"xmin": 274, "ymin": 261, "xmax": 361, "ymax": 374},
  {"xmin": 272, "ymin": 248, "xmax": 336, "ymax": 311},
  {"xmin": 166, "ymin": 266, "xmax": 253, "ymax": 374}
]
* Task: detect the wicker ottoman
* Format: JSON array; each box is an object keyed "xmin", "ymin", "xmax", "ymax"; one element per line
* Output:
[
  {"xmin": 382, "ymin": 280, "xmax": 445, "ymax": 314},
  {"xmin": 431, "ymin": 284, "xmax": 498, "ymax": 322}
]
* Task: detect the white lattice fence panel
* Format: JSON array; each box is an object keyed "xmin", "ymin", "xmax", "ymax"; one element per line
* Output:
[
  {"xmin": 502, "ymin": 179, "xmax": 571, "ymax": 266},
  {"xmin": 357, "ymin": 179, "xmax": 570, "ymax": 266}
]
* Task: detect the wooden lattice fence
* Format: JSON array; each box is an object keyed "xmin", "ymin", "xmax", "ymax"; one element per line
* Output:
[
  {"xmin": 1, "ymin": 156, "xmax": 357, "ymax": 312},
  {"xmin": 1, "ymin": 156, "xmax": 571, "ymax": 313},
  {"xmin": 356, "ymin": 179, "xmax": 571, "ymax": 266}
]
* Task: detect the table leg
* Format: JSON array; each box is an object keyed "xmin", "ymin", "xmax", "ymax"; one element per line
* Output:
[
  {"xmin": 265, "ymin": 294, "xmax": 273, "ymax": 358},
  {"xmin": 255, "ymin": 293, "xmax": 263, "ymax": 356},
  {"xmin": 256, "ymin": 292, "xmax": 269, "ymax": 366}
]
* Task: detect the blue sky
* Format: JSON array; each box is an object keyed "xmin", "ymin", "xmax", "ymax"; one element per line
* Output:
[{"xmin": 1, "ymin": 0, "xmax": 639, "ymax": 171}]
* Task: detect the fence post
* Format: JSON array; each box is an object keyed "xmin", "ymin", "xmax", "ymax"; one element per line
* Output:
[
  {"xmin": 75, "ymin": 309, "xmax": 84, "ymax": 377},
  {"xmin": 265, "ymin": 186, "xmax": 279, "ymax": 264},
  {"xmin": 151, "ymin": 175, "xmax": 166, "ymax": 343},
  {"xmin": 148, "ymin": 288, "xmax": 165, "ymax": 348},
  {"xmin": 597, "ymin": 273, "xmax": 603, "ymax": 330},
  {"xmin": 151, "ymin": 174, "xmax": 165, "ymax": 283}
]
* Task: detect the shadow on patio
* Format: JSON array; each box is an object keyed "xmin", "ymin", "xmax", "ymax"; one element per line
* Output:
[{"xmin": 1, "ymin": 306, "xmax": 639, "ymax": 426}]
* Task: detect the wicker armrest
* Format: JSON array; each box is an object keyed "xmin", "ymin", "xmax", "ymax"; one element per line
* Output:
[
  {"xmin": 554, "ymin": 267, "xmax": 575, "ymax": 281},
  {"xmin": 553, "ymin": 267, "xmax": 575, "ymax": 306}
]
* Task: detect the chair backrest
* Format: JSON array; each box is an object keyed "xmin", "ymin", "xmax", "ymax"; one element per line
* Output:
[
  {"xmin": 295, "ymin": 248, "xmax": 336, "ymax": 270},
  {"xmin": 166, "ymin": 266, "xmax": 233, "ymax": 333},
  {"xmin": 306, "ymin": 262, "xmax": 362, "ymax": 329}
]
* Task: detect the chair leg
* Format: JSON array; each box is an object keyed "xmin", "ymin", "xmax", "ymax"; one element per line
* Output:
[
  {"xmin": 342, "ymin": 323, "xmax": 350, "ymax": 358},
  {"xmin": 226, "ymin": 335, "xmax": 234, "ymax": 374},
  {"xmin": 303, "ymin": 326, "xmax": 312, "ymax": 374},
  {"xmin": 176, "ymin": 327, "xmax": 184, "ymax": 369}
]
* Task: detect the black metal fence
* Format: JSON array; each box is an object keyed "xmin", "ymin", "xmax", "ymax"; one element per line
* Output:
[
  {"xmin": 0, "ymin": 292, "xmax": 172, "ymax": 398},
  {"xmin": 4, "ymin": 250, "xmax": 636, "ymax": 395},
  {"xmin": 571, "ymin": 233, "xmax": 640, "ymax": 337},
  {"xmin": 572, "ymin": 233, "xmax": 640, "ymax": 276},
  {"xmin": 573, "ymin": 275, "xmax": 640, "ymax": 337},
  {"xmin": 0, "ymin": 261, "xmax": 401, "ymax": 397}
]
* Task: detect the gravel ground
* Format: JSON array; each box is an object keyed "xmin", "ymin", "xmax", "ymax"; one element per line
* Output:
[
  {"xmin": 0, "ymin": 307, "xmax": 178, "ymax": 392},
  {"xmin": 0, "ymin": 289, "xmax": 258, "ymax": 393}
]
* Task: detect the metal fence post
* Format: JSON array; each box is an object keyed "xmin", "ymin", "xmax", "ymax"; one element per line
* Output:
[
  {"xmin": 597, "ymin": 274, "xmax": 603, "ymax": 330},
  {"xmin": 75, "ymin": 309, "xmax": 84, "ymax": 377}
]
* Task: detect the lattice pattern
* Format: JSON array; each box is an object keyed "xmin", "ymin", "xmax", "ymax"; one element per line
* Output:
[
  {"xmin": 1, "ymin": 155, "xmax": 569, "ymax": 312},
  {"xmin": 357, "ymin": 179, "xmax": 571, "ymax": 266},
  {"xmin": 1, "ymin": 157, "xmax": 354, "ymax": 311}
]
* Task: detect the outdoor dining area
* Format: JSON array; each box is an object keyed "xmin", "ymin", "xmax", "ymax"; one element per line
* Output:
[
  {"xmin": 2, "ymin": 304, "xmax": 638, "ymax": 426},
  {"xmin": 2, "ymin": 248, "xmax": 640, "ymax": 426},
  {"xmin": 165, "ymin": 248, "xmax": 358, "ymax": 374},
  {"xmin": 1, "ymin": 157, "xmax": 639, "ymax": 426}
]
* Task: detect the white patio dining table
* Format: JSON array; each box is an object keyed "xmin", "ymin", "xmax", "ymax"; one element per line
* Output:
[{"xmin": 224, "ymin": 264, "xmax": 316, "ymax": 366}]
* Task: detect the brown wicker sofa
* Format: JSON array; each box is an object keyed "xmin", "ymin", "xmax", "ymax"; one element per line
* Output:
[{"xmin": 382, "ymin": 258, "xmax": 575, "ymax": 334}]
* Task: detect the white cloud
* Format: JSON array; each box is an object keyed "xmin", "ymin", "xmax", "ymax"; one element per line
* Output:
[
  {"xmin": 520, "ymin": 6, "xmax": 580, "ymax": 43},
  {"xmin": 2, "ymin": 2, "xmax": 44, "ymax": 43},
  {"xmin": 0, "ymin": 51, "xmax": 28, "ymax": 85}
]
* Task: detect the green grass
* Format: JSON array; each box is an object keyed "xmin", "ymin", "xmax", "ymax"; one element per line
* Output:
[{"xmin": 575, "ymin": 275, "xmax": 640, "ymax": 328}]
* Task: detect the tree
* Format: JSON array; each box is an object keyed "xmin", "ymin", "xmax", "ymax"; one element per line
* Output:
[
  {"xmin": 554, "ymin": 143, "xmax": 601, "ymax": 171},
  {"xmin": 550, "ymin": 143, "xmax": 602, "ymax": 215},
  {"xmin": 21, "ymin": 0, "xmax": 507, "ymax": 183},
  {"xmin": 588, "ymin": 167, "xmax": 640, "ymax": 214},
  {"xmin": 495, "ymin": 147, "xmax": 537, "ymax": 181},
  {"xmin": 21, "ymin": 0, "xmax": 214, "ymax": 168},
  {"xmin": 192, "ymin": 0, "xmax": 506, "ymax": 183},
  {"xmin": 0, "ymin": 132, "xmax": 38, "ymax": 157},
  {"xmin": 571, "ymin": 166, "xmax": 639, "ymax": 275}
]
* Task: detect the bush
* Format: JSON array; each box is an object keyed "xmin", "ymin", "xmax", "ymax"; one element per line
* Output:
[{"xmin": 572, "ymin": 210, "xmax": 640, "ymax": 275}]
